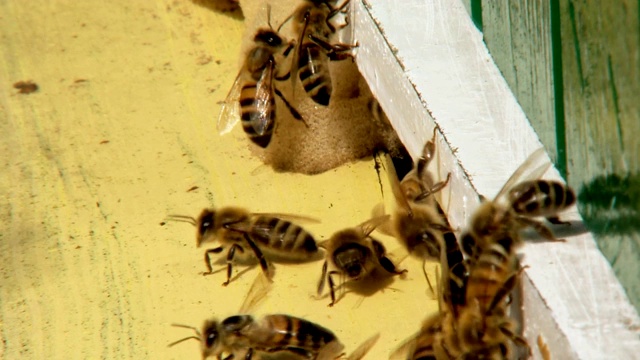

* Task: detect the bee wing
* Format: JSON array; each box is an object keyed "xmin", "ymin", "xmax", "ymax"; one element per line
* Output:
[
  {"xmin": 251, "ymin": 213, "xmax": 321, "ymax": 224},
  {"xmin": 383, "ymin": 152, "xmax": 414, "ymax": 216},
  {"xmin": 252, "ymin": 63, "xmax": 275, "ymax": 136},
  {"xmin": 346, "ymin": 333, "xmax": 380, "ymax": 360},
  {"xmin": 358, "ymin": 214, "xmax": 391, "ymax": 237},
  {"xmin": 217, "ymin": 71, "xmax": 243, "ymax": 135},
  {"xmin": 238, "ymin": 271, "xmax": 272, "ymax": 314},
  {"xmin": 493, "ymin": 148, "xmax": 550, "ymax": 202}
]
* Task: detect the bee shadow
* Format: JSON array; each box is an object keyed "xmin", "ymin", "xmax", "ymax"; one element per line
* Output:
[{"xmin": 333, "ymin": 267, "xmax": 404, "ymax": 306}]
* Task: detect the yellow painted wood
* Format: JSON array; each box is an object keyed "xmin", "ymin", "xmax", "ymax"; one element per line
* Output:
[{"xmin": 0, "ymin": 0, "xmax": 438, "ymax": 358}]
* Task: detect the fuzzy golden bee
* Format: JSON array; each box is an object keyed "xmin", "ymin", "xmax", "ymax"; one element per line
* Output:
[
  {"xmin": 461, "ymin": 147, "xmax": 576, "ymax": 258},
  {"xmin": 218, "ymin": 7, "xmax": 304, "ymax": 148},
  {"xmin": 168, "ymin": 207, "xmax": 321, "ymax": 286},
  {"xmin": 454, "ymin": 240, "xmax": 530, "ymax": 359},
  {"xmin": 170, "ymin": 273, "xmax": 347, "ymax": 360},
  {"xmin": 383, "ymin": 129, "xmax": 464, "ymax": 303},
  {"xmin": 317, "ymin": 215, "xmax": 406, "ymax": 306},
  {"xmin": 285, "ymin": 0, "xmax": 357, "ymax": 106}
]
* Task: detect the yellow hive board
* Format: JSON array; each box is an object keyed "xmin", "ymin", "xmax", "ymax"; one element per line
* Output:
[{"xmin": 0, "ymin": 0, "xmax": 439, "ymax": 358}]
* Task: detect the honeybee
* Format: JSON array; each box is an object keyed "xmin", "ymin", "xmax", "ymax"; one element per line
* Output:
[
  {"xmin": 384, "ymin": 129, "xmax": 464, "ymax": 303},
  {"xmin": 389, "ymin": 313, "xmax": 443, "ymax": 360},
  {"xmin": 170, "ymin": 273, "xmax": 348, "ymax": 360},
  {"xmin": 461, "ymin": 147, "xmax": 576, "ymax": 257},
  {"xmin": 287, "ymin": 0, "xmax": 358, "ymax": 105},
  {"xmin": 168, "ymin": 207, "xmax": 321, "ymax": 286},
  {"xmin": 317, "ymin": 215, "xmax": 407, "ymax": 306},
  {"xmin": 218, "ymin": 7, "xmax": 304, "ymax": 148}
]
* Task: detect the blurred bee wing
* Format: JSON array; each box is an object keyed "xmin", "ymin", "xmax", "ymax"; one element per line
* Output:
[
  {"xmin": 494, "ymin": 148, "xmax": 550, "ymax": 201},
  {"xmin": 346, "ymin": 333, "xmax": 380, "ymax": 360},
  {"xmin": 383, "ymin": 152, "xmax": 413, "ymax": 216},
  {"xmin": 371, "ymin": 202, "xmax": 395, "ymax": 237},
  {"xmin": 217, "ymin": 71, "xmax": 243, "ymax": 135},
  {"xmin": 358, "ymin": 214, "xmax": 391, "ymax": 237},
  {"xmin": 251, "ymin": 213, "xmax": 321, "ymax": 224},
  {"xmin": 238, "ymin": 271, "xmax": 272, "ymax": 314}
]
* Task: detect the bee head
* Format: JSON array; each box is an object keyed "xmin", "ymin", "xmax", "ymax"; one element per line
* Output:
[
  {"xmin": 334, "ymin": 242, "xmax": 371, "ymax": 278},
  {"xmin": 254, "ymin": 29, "xmax": 283, "ymax": 48},
  {"xmin": 196, "ymin": 209, "xmax": 216, "ymax": 247},
  {"xmin": 201, "ymin": 319, "xmax": 223, "ymax": 358}
]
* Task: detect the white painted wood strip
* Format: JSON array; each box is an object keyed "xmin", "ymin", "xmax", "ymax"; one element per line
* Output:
[{"xmin": 352, "ymin": 0, "xmax": 640, "ymax": 359}]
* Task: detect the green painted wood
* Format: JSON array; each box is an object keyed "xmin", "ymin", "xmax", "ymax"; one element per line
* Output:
[
  {"xmin": 481, "ymin": 0, "xmax": 558, "ymax": 164},
  {"xmin": 477, "ymin": 0, "xmax": 640, "ymax": 311}
]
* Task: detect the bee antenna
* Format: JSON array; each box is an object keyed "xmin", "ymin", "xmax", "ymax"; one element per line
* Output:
[
  {"xmin": 167, "ymin": 336, "xmax": 201, "ymax": 347},
  {"xmin": 266, "ymin": 4, "xmax": 273, "ymax": 30},
  {"xmin": 166, "ymin": 215, "xmax": 197, "ymax": 226},
  {"xmin": 168, "ymin": 323, "xmax": 202, "ymax": 347}
]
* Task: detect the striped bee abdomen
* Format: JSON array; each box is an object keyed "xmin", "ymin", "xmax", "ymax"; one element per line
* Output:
[
  {"xmin": 509, "ymin": 180, "xmax": 576, "ymax": 217},
  {"xmin": 261, "ymin": 315, "xmax": 336, "ymax": 350},
  {"xmin": 250, "ymin": 216, "xmax": 319, "ymax": 259},
  {"xmin": 239, "ymin": 83, "xmax": 275, "ymax": 148},
  {"xmin": 298, "ymin": 44, "xmax": 332, "ymax": 106}
]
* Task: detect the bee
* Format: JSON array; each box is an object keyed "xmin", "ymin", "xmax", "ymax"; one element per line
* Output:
[
  {"xmin": 169, "ymin": 273, "xmax": 348, "ymax": 360},
  {"xmin": 389, "ymin": 313, "xmax": 443, "ymax": 360},
  {"xmin": 286, "ymin": 0, "xmax": 358, "ymax": 106},
  {"xmin": 167, "ymin": 207, "xmax": 321, "ymax": 286},
  {"xmin": 384, "ymin": 128, "xmax": 464, "ymax": 304},
  {"xmin": 443, "ymin": 230, "xmax": 528, "ymax": 359},
  {"xmin": 461, "ymin": 147, "xmax": 576, "ymax": 258},
  {"xmin": 218, "ymin": 6, "xmax": 304, "ymax": 148},
  {"xmin": 317, "ymin": 215, "xmax": 407, "ymax": 306}
]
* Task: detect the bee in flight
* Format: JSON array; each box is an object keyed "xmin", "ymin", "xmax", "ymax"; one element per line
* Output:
[
  {"xmin": 285, "ymin": 0, "xmax": 357, "ymax": 106},
  {"xmin": 317, "ymin": 215, "xmax": 407, "ymax": 307},
  {"xmin": 170, "ymin": 273, "xmax": 378, "ymax": 360},
  {"xmin": 218, "ymin": 6, "xmax": 304, "ymax": 148},
  {"xmin": 167, "ymin": 206, "xmax": 322, "ymax": 286},
  {"xmin": 461, "ymin": 147, "xmax": 576, "ymax": 258}
]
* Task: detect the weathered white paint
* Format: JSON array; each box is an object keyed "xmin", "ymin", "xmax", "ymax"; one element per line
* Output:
[{"xmin": 352, "ymin": 0, "xmax": 640, "ymax": 359}]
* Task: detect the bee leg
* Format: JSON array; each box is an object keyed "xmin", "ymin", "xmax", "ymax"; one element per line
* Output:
[
  {"xmin": 518, "ymin": 217, "xmax": 565, "ymax": 242},
  {"xmin": 415, "ymin": 173, "xmax": 451, "ymax": 202},
  {"xmin": 327, "ymin": 270, "xmax": 341, "ymax": 307},
  {"xmin": 307, "ymin": 34, "xmax": 358, "ymax": 61},
  {"xmin": 317, "ymin": 260, "xmax": 329, "ymax": 296},
  {"xmin": 242, "ymin": 233, "xmax": 272, "ymax": 281},
  {"xmin": 222, "ymin": 244, "xmax": 244, "ymax": 286},
  {"xmin": 264, "ymin": 347, "xmax": 312, "ymax": 358},
  {"xmin": 416, "ymin": 127, "xmax": 438, "ymax": 176},
  {"xmin": 203, "ymin": 247, "xmax": 225, "ymax": 275},
  {"xmin": 546, "ymin": 216, "xmax": 571, "ymax": 226},
  {"xmin": 371, "ymin": 239, "xmax": 407, "ymax": 276},
  {"xmin": 421, "ymin": 259, "xmax": 435, "ymax": 296},
  {"xmin": 488, "ymin": 266, "xmax": 528, "ymax": 312},
  {"xmin": 274, "ymin": 88, "xmax": 305, "ymax": 124},
  {"xmin": 326, "ymin": 0, "xmax": 352, "ymax": 31},
  {"xmin": 244, "ymin": 348, "xmax": 253, "ymax": 360},
  {"xmin": 499, "ymin": 326, "xmax": 531, "ymax": 357}
]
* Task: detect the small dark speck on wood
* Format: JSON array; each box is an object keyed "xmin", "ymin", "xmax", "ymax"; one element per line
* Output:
[
  {"xmin": 13, "ymin": 80, "xmax": 38, "ymax": 94},
  {"xmin": 187, "ymin": 186, "xmax": 199, "ymax": 192}
]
